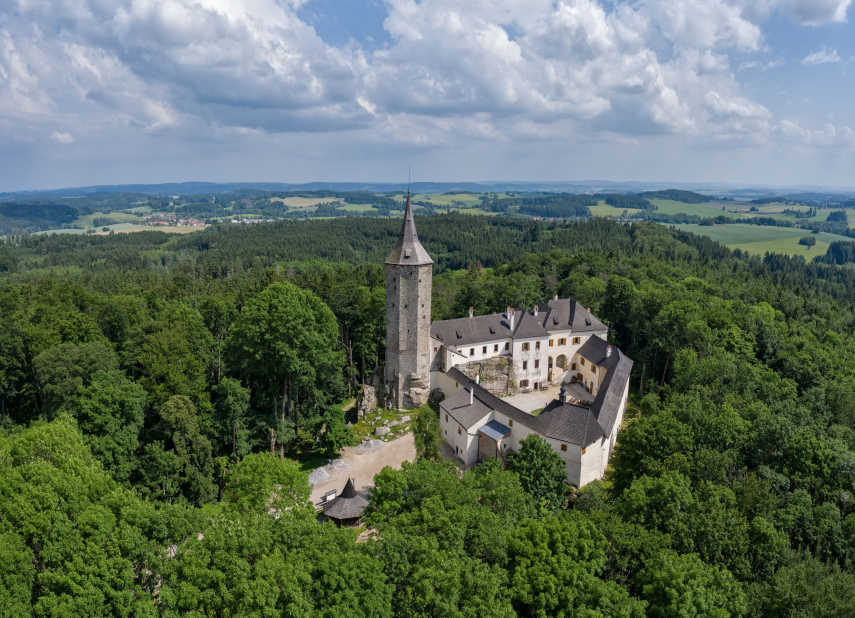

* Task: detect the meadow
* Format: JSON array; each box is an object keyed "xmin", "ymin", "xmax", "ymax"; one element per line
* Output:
[
  {"xmin": 271, "ymin": 196, "xmax": 343, "ymax": 208},
  {"xmin": 670, "ymin": 223, "xmax": 851, "ymax": 256}
]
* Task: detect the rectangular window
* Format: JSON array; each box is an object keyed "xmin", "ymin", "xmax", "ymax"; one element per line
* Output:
[
  {"xmin": 534, "ymin": 359, "xmax": 540, "ymax": 369},
  {"xmin": 522, "ymin": 342, "xmax": 530, "ymax": 351},
  {"xmin": 549, "ymin": 339, "xmax": 554, "ymax": 347},
  {"xmin": 509, "ymin": 419, "xmax": 513, "ymax": 427},
  {"xmin": 520, "ymin": 379, "xmax": 529, "ymax": 388},
  {"xmin": 458, "ymin": 427, "xmax": 461, "ymax": 435},
  {"xmin": 571, "ymin": 362, "xmax": 577, "ymax": 370},
  {"xmin": 580, "ymin": 358, "xmax": 586, "ymax": 366},
  {"xmin": 561, "ymin": 444, "xmax": 567, "ymax": 452},
  {"xmin": 582, "ymin": 448, "xmax": 587, "ymax": 455},
  {"xmin": 470, "ymin": 348, "xmax": 475, "ymax": 356},
  {"xmin": 482, "ymin": 346, "xmax": 487, "ymax": 354},
  {"xmin": 558, "ymin": 338, "xmax": 566, "ymax": 345},
  {"xmin": 535, "ymin": 341, "xmax": 541, "ymax": 350},
  {"xmin": 445, "ymin": 414, "xmax": 448, "ymax": 422},
  {"xmin": 494, "ymin": 344, "xmax": 499, "ymax": 352},
  {"xmin": 591, "ymin": 365, "xmax": 596, "ymax": 374},
  {"xmin": 455, "ymin": 382, "xmax": 459, "ymax": 388},
  {"xmin": 434, "ymin": 347, "xmax": 438, "ymax": 352},
  {"xmin": 505, "ymin": 343, "xmax": 509, "ymax": 351},
  {"xmin": 573, "ymin": 337, "xmax": 580, "ymax": 344},
  {"xmin": 534, "ymin": 382, "xmax": 539, "ymax": 390},
  {"xmin": 522, "ymin": 361, "xmax": 528, "ymax": 370}
]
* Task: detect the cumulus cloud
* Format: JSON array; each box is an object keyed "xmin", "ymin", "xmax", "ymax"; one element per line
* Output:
[
  {"xmin": 0, "ymin": 0, "xmax": 851, "ymax": 162},
  {"xmin": 802, "ymin": 46, "xmax": 842, "ymax": 65},
  {"xmin": 51, "ymin": 132, "xmax": 75, "ymax": 144},
  {"xmin": 774, "ymin": 119, "xmax": 855, "ymax": 148}
]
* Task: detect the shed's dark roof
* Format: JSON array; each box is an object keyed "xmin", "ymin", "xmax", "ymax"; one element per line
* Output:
[
  {"xmin": 430, "ymin": 298, "xmax": 606, "ymax": 347},
  {"xmin": 323, "ymin": 478, "xmax": 369, "ymax": 520},
  {"xmin": 479, "ymin": 420, "xmax": 511, "ymax": 441},
  {"xmin": 385, "ymin": 193, "xmax": 433, "ymax": 266}
]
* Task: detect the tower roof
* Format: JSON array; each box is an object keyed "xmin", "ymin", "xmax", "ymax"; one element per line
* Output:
[{"xmin": 385, "ymin": 192, "xmax": 433, "ymax": 266}]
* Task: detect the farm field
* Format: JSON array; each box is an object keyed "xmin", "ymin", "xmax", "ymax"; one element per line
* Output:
[
  {"xmin": 75, "ymin": 211, "xmax": 145, "ymax": 227},
  {"xmin": 338, "ymin": 204, "xmax": 376, "ymax": 212},
  {"xmin": 271, "ymin": 196, "xmax": 342, "ymax": 208},
  {"xmin": 94, "ymin": 225, "xmax": 207, "ymax": 235},
  {"xmin": 671, "ymin": 223, "xmax": 851, "ymax": 256},
  {"xmin": 650, "ymin": 199, "xmax": 750, "ymax": 218}
]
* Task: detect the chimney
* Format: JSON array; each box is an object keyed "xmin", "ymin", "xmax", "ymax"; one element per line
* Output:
[
  {"xmin": 469, "ymin": 386, "xmax": 474, "ymax": 405},
  {"xmin": 554, "ymin": 294, "xmax": 558, "ymax": 301},
  {"xmin": 559, "ymin": 383, "xmax": 567, "ymax": 404},
  {"xmin": 606, "ymin": 345, "xmax": 612, "ymax": 358},
  {"xmin": 509, "ymin": 308, "xmax": 515, "ymax": 331},
  {"xmin": 534, "ymin": 304, "xmax": 538, "ymax": 317},
  {"xmin": 469, "ymin": 307, "xmax": 474, "ymax": 318}
]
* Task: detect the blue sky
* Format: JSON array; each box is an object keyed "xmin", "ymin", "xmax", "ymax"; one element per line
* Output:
[{"xmin": 1, "ymin": 0, "xmax": 854, "ymax": 191}]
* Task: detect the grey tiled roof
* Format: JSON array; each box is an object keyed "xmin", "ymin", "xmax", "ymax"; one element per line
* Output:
[
  {"xmin": 443, "ymin": 367, "xmax": 605, "ymax": 447},
  {"xmin": 443, "ymin": 332, "xmax": 632, "ymax": 445},
  {"xmin": 577, "ymin": 335, "xmax": 634, "ymax": 438},
  {"xmin": 538, "ymin": 299, "xmax": 607, "ymax": 333},
  {"xmin": 385, "ymin": 193, "xmax": 433, "ymax": 266},
  {"xmin": 440, "ymin": 386, "xmax": 495, "ymax": 430},
  {"xmin": 512, "ymin": 309, "xmax": 548, "ymax": 339},
  {"xmin": 430, "ymin": 298, "xmax": 606, "ymax": 347},
  {"xmin": 539, "ymin": 400, "xmax": 605, "ymax": 447},
  {"xmin": 431, "ymin": 313, "xmax": 512, "ymax": 347}
]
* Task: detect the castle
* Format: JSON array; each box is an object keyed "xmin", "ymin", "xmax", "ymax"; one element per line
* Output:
[{"xmin": 382, "ymin": 194, "xmax": 633, "ymax": 487}]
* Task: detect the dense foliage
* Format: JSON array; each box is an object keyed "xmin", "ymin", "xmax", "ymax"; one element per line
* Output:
[
  {"xmin": 604, "ymin": 194, "xmax": 655, "ymax": 210},
  {"xmin": 640, "ymin": 189, "xmax": 711, "ymax": 203},
  {"xmin": 4, "ymin": 215, "xmax": 855, "ymax": 614},
  {"xmin": 0, "ymin": 203, "xmax": 78, "ymax": 235},
  {"xmin": 481, "ymin": 194, "xmax": 595, "ymax": 218}
]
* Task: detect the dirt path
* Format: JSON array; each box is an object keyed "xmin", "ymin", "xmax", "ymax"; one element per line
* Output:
[{"xmin": 310, "ymin": 433, "xmax": 417, "ymax": 504}]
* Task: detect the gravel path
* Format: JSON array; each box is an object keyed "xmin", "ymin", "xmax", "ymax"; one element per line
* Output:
[{"xmin": 310, "ymin": 433, "xmax": 416, "ymax": 504}]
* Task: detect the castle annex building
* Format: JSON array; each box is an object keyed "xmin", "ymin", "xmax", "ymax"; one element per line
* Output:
[{"xmin": 384, "ymin": 194, "xmax": 633, "ymax": 487}]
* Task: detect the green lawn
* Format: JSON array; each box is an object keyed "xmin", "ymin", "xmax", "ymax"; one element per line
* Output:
[
  {"xmin": 74, "ymin": 211, "xmax": 145, "ymax": 227},
  {"xmin": 649, "ymin": 200, "xmax": 750, "ymax": 218},
  {"xmin": 671, "ymin": 223, "xmax": 851, "ymax": 257}
]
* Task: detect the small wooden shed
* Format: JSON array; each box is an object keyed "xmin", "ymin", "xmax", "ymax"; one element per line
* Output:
[{"xmin": 323, "ymin": 478, "xmax": 369, "ymax": 527}]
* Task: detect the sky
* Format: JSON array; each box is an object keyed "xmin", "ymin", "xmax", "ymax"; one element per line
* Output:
[{"xmin": 1, "ymin": 0, "xmax": 855, "ymax": 192}]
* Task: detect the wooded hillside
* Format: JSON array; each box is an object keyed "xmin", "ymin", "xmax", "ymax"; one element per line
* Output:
[{"xmin": 2, "ymin": 215, "xmax": 855, "ymax": 616}]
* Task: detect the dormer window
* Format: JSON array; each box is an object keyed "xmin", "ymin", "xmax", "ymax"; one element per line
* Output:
[{"xmin": 404, "ymin": 250, "xmax": 411, "ymax": 259}]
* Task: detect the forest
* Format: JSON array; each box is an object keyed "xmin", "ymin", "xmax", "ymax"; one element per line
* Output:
[{"xmin": 3, "ymin": 215, "xmax": 855, "ymax": 616}]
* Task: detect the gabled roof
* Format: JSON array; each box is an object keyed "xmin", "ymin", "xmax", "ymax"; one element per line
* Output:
[
  {"xmin": 536, "ymin": 299, "xmax": 607, "ymax": 333},
  {"xmin": 440, "ymin": 386, "xmax": 494, "ymax": 429},
  {"xmin": 385, "ymin": 192, "xmax": 433, "ymax": 266},
  {"xmin": 442, "ymin": 368, "xmax": 605, "ymax": 447},
  {"xmin": 512, "ymin": 309, "xmax": 548, "ymax": 339},
  {"xmin": 431, "ymin": 313, "xmax": 512, "ymax": 347},
  {"xmin": 430, "ymin": 298, "xmax": 606, "ymax": 347},
  {"xmin": 576, "ymin": 335, "xmax": 634, "ymax": 437}
]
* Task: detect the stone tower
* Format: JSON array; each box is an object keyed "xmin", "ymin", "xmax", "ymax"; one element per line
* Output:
[{"xmin": 384, "ymin": 192, "xmax": 433, "ymax": 409}]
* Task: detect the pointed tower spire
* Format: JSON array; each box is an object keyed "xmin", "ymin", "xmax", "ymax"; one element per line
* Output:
[{"xmin": 385, "ymin": 191, "xmax": 433, "ymax": 265}]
